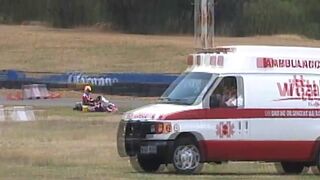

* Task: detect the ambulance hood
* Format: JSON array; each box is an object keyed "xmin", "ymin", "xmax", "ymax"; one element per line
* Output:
[{"xmin": 122, "ymin": 103, "xmax": 196, "ymax": 121}]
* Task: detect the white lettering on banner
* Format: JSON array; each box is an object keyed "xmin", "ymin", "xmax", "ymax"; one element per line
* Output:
[
  {"xmin": 276, "ymin": 75, "xmax": 320, "ymax": 101},
  {"xmin": 67, "ymin": 73, "xmax": 119, "ymax": 86},
  {"xmin": 257, "ymin": 58, "xmax": 320, "ymax": 69}
]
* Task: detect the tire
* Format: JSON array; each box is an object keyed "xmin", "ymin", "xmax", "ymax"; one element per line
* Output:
[
  {"xmin": 280, "ymin": 162, "xmax": 304, "ymax": 174},
  {"xmin": 310, "ymin": 166, "xmax": 319, "ymax": 175},
  {"xmin": 130, "ymin": 155, "xmax": 162, "ymax": 173},
  {"xmin": 314, "ymin": 149, "xmax": 320, "ymax": 174},
  {"xmin": 172, "ymin": 137, "xmax": 203, "ymax": 174}
]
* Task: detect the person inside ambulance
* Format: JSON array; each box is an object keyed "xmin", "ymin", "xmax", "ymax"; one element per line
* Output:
[
  {"xmin": 210, "ymin": 86, "xmax": 228, "ymax": 107},
  {"xmin": 224, "ymin": 86, "xmax": 243, "ymax": 107},
  {"xmin": 210, "ymin": 77, "xmax": 243, "ymax": 108},
  {"xmin": 221, "ymin": 86, "xmax": 232, "ymax": 105},
  {"xmin": 82, "ymin": 85, "xmax": 95, "ymax": 106}
]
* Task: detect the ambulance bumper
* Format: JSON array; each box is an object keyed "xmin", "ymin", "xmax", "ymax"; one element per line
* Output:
[
  {"xmin": 125, "ymin": 139, "xmax": 174, "ymax": 157},
  {"xmin": 117, "ymin": 120, "xmax": 174, "ymax": 160}
]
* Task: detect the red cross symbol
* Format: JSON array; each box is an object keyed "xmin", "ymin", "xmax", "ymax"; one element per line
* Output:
[{"xmin": 216, "ymin": 121, "xmax": 235, "ymax": 138}]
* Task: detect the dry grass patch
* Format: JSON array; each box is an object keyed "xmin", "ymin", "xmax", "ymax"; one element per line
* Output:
[{"xmin": 1, "ymin": 25, "xmax": 320, "ymax": 74}]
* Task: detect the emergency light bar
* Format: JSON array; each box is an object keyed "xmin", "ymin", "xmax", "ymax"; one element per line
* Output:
[
  {"xmin": 196, "ymin": 55, "xmax": 201, "ymax": 65},
  {"xmin": 187, "ymin": 54, "xmax": 224, "ymax": 67},
  {"xmin": 187, "ymin": 55, "xmax": 194, "ymax": 65}
]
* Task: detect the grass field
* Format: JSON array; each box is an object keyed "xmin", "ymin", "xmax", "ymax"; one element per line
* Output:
[
  {"xmin": 0, "ymin": 107, "xmax": 319, "ymax": 180},
  {"xmin": 2, "ymin": 24, "xmax": 320, "ymax": 179},
  {"xmin": 1, "ymin": 25, "xmax": 320, "ymax": 73}
]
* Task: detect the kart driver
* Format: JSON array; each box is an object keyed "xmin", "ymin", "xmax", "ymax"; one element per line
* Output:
[{"xmin": 82, "ymin": 85, "xmax": 95, "ymax": 106}]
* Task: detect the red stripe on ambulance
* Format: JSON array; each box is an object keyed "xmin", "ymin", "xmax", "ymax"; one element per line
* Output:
[
  {"xmin": 163, "ymin": 108, "xmax": 320, "ymax": 120},
  {"xmin": 200, "ymin": 140, "xmax": 317, "ymax": 161}
]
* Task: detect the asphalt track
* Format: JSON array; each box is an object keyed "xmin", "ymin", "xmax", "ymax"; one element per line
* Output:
[{"xmin": 0, "ymin": 96, "xmax": 156, "ymax": 110}]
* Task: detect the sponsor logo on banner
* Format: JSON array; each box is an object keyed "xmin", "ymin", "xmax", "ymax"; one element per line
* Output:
[{"xmin": 67, "ymin": 73, "xmax": 118, "ymax": 86}]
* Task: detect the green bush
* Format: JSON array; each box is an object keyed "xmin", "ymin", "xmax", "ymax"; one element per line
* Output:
[
  {"xmin": 235, "ymin": 0, "xmax": 304, "ymax": 36},
  {"xmin": 0, "ymin": 0, "xmax": 320, "ymax": 39}
]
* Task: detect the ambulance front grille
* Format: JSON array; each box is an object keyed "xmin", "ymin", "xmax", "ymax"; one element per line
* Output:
[{"xmin": 125, "ymin": 121, "xmax": 152, "ymax": 139}]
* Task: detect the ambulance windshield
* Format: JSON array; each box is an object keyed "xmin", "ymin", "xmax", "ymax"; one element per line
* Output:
[{"xmin": 159, "ymin": 72, "xmax": 216, "ymax": 105}]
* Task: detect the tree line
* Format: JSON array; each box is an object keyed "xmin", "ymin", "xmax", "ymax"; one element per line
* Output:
[{"xmin": 0, "ymin": 0, "xmax": 320, "ymax": 39}]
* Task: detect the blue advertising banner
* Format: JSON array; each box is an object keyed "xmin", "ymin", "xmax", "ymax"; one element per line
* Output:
[
  {"xmin": 0, "ymin": 70, "xmax": 26, "ymax": 81},
  {"xmin": 0, "ymin": 70, "xmax": 177, "ymax": 96},
  {"xmin": 0, "ymin": 70, "xmax": 178, "ymax": 87},
  {"xmin": 38, "ymin": 72, "xmax": 178, "ymax": 86}
]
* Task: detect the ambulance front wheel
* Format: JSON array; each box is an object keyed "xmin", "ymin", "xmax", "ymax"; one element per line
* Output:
[
  {"xmin": 130, "ymin": 155, "xmax": 162, "ymax": 173},
  {"xmin": 172, "ymin": 137, "xmax": 203, "ymax": 174}
]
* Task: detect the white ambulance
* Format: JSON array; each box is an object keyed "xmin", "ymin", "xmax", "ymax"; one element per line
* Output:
[{"xmin": 117, "ymin": 45, "xmax": 320, "ymax": 174}]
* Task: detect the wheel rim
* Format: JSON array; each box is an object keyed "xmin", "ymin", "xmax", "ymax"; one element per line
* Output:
[{"xmin": 173, "ymin": 145, "xmax": 200, "ymax": 171}]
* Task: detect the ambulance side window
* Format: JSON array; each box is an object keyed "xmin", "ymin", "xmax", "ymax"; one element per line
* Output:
[{"xmin": 209, "ymin": 76, "xmax": 244, "ymax": 108}]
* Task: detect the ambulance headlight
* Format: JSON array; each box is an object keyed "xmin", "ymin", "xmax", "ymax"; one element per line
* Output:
[{"xmin": 150, "ymin": 122, "xmax": 172, "ymax": 134}]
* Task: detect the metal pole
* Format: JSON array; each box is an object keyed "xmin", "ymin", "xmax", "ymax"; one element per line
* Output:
[{"xmin": 194, "ymin": 0, "xmax": 214, "ymax": 50}]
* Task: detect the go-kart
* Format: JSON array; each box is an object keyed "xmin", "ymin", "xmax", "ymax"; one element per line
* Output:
[{"xmin": 73, "ymin": 96, "xmax": 118, "ymax": 112}]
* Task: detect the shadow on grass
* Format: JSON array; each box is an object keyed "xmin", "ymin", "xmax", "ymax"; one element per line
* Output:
[{"xmin": 127, "ymin": 171, "xmax": 318, "ymax": 177}]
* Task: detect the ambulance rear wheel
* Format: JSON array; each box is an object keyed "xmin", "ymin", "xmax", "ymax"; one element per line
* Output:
[
  {"xmin": 280, "ymin": 162, "xmax": 304, "ymax": 174},
  {"xmin": 315, "ymin": 149, "xmax": 320, "ymax": 174},
  {"xmin": 130, "ymin": 155, "xmax": 162, "ymax": 172},
  {"xmin": 172, "ymin": 137, "xmax": 203, "ymax": 174}
]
